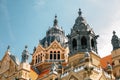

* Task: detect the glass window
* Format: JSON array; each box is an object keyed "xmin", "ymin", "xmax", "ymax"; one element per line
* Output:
[
  {"xmin": 58, "ymin": 53, "xmax": 60, "ymax": 59},
  {"xmin": 50, "ymin": 54, "xmax": 52, "ymax": 59},
  {"xmin": 54, "ymin": 54, "xmax": 56, "ymax": 59}
]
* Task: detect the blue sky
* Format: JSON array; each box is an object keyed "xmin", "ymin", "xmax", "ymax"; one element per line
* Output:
[{"xmin": 0, "ymin": 0, "xmax": 120, "ymax": 61}]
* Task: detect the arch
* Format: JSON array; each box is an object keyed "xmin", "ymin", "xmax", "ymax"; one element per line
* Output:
[
  {"xmin": 91, "ymin": 39, "xmax": 94, "ymax": 48},
  {"xmin": 72, "ymin": 38, "xmax": 77, "ymax": 50},
  {"xmin": 50, "ymin": 54, "xmax": 52, "ymax": 59},
  {"xmin": 58, "ymin": 51, "xmax": 60, "ymax": 53},
  {"xmin": 58, "ymin": 53, "xmax": 60, "ymax": 59},
  {"xmin": 38, "ymin": 54, "xmax": 41, "ymax": 63},
  {"xmin": 50, "ymin": 51, "xmax": 52, "ymax": 53},
  {"xmin": 54, "ymin": 53, "xmax": 56, "ymax": 59},
  {"xmin": 81, "ymin": 36, "xmax": 87, "ymax": 49},
  {"xmin": 54, "ymin": 51, "xmax": 56, "ymax": 53}
]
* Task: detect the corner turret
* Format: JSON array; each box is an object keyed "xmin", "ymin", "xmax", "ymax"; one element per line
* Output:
[{"xmin": 68, "ymin": 9, "xmax": 99, "ymax": 55}]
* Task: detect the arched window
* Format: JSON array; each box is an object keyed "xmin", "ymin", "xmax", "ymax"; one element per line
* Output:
[
  {"xmin": 58, "ymin": 53, "xmax": 60, "ymax": 59},
  {"xmin": 38, "ymin": 55, "xmax": 40, "ymax": 63},
  {"xmin": 58, "ymin": 51, "xmax": 60, "ymax": 53},
  {"xmin": 50, "ymin": 51, "xmax": 52, "ymax": 53},
  {"xmin": 54, "ymin": 54, "xmax": 56, "ymax": 59},
  {"xmin": 36, "ymin": 56, "xmax": 38, "ymax": 63},
  {"xmin": 54, "ymin": 51, "xmax": 56, "ymax": 59},
  {"xmin": 72, "ymin": 38, "xmax": 77, "ymax": 50},
  {"xmin": 50, "ymin": 54, "xmax": 52, "ymax": 59},
  {"xmin": 91, "ymin": 39, "xmax": 94, "ymax": 48},
  {"xmin": 81, "ymin": 36, "xmax": 87, "ymax": 49}
]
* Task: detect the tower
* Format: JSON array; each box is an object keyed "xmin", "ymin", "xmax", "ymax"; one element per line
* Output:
[
  {"xmin": 18, "ymin": 46, "xmax": 30, "ymax": 80},
  {"xmin": 31, "ymin": 15, "xmax": 69, "ymax": 79},
  {"xmin": 60, "ymin": 9, "xmax": 110, "ymax": 80},
  {"xmin": 68, "ymin": 9, "xmax": 99, "ymax": 55},
  {"xmin": 111, "ymin": 31, "xmax": 120, "ymax": 79}
]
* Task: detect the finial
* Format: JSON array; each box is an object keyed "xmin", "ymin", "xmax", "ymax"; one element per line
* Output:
[
  {"xmin": 25, "ymin": 45, "xmax": 28, "ymax": 50},
  {"xmin": 55, "ymin": 14, "xmax": 57, "ymax": 19},
  {"xmin": 78, "ymin": 8, "xmax": 82, "ymax": 16},
  {"xmin": 113, "ymin": 31, "xmax": 116, "ymax": 35},
  {"xmin": 39, "ymin": 40, "xmax": 41, "ymax": 44},
  {"xmin": 7, "ymin": 45, "xmax": 10, "ymax": 50},
  {"xmin": 53, "ymin": 14, "xmax": 58, "ymax": 26},
  {"xmin": 33, "ymin": 46, "xmax": 36, "ymax": 53}
]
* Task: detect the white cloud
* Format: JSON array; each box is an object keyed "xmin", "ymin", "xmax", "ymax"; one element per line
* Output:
[
  {"xmin": 97, "ymin": 1, "xmax": 120, "ymax": 57},
  {"xmin": 34, "ymin": 0, "xmax": 45, "ymax": 9}
]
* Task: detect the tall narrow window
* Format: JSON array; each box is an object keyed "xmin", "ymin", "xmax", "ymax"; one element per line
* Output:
[
  {"xmin": 36, "ymin": 56, "xmax": 37, "ymax": 63},
  {"xmin": 38, "ymin": 55, "xmax": 40, "ymax": 63},
  {"xmin": 81, "ymin": 36, "xmax": 87, "ymax": 49},
  {"xmin": 72, "ymin": 39, "xmax": 77, "ymax": 50},
  {"xmin": 50, "ymin": 54, "xmax": 52, "ymax": 59},
  {"xmin": 54, "ymin": 51, "xmax": 56, "ymax": 59},
  {"xmin": 91, "ymin": 39, "xmax": 94, "ymax": 48},
  {"xmin": 58, "ymin": 53, "xmax": 60, "ymax": 59},
  {"xmin": 54, "ymin": 54, "xmax": 56, "ymax": 59}
]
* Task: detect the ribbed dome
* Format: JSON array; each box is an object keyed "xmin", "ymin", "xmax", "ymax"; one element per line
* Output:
[
  {"xmin": 40, "ymin": 15, "xmax": 68, "ymax": 47},
  {"xmin": 73, "ymin": 9, "xmax": 91, "ymax": 32}
]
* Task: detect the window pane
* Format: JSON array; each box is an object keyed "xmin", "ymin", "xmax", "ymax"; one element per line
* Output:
[
  {"xmin": 58, "ymin": 54, "xmax": 60, "ymax": 59},
  {"xmin": 50, "ymin": 54, "xmax": 52, "ymax": 59},
  {"xmin": 54, "ymin": 54, "xmax": 56, "ymax": 59}
]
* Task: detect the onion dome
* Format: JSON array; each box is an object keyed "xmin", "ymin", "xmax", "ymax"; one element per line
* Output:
[{"xmin": 40, "ymin": 15, "xmax": 68, "ymax": 47}]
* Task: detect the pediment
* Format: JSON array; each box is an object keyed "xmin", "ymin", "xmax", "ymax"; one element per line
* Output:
[
  {"xmin": 0, "ymin": 51, "xmax": 17, "ymax": 74},
  {"xmin": 33, "ymin": 44, "xmax": 45, "ymax": 56},
  {"xmin": 69, "ymin": 75, "xmax": 78, "ymax": 80},
  {"xmin": 67, "ymin": 71, "xmax": 81, "ymax": 80},
  {"xmin": 46, "ymin": 40, "xmax": 65, "ymax": 51}
]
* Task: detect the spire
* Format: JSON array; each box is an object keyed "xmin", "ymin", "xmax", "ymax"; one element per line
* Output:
[
  {"xmin": 6, "ymin": 45, "xmax": 11, "ymax": 55},
  {"xmin": 53, "ymin": 14, "xmax": 58, "ymax": 26},
  {"xmin": 78, "ymin": 8, "xmax": 82, "ymax": 16},
  {"xmin": 45, "ymin": 39, "xmax": 48, "ymax": 48},
  {"xmin": 7, "ymin": 45, "xmax": 10, "ymax": 51},
  {"xmin": 33, "ymin": 46, "xmax": 36, "ymax": 53}
]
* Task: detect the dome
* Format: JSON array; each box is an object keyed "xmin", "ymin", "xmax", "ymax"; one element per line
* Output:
[
  {"xmin": 73, "ymin": 9, "xmax": 91, "ymax": 32},
  {"xmin": 40, "ymin": 15, "xmax": 68, "ymax": 47}
]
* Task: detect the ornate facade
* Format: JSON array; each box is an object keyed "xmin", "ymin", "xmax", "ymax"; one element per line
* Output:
[{"xmin": 0, "ymin": 9, "xmax": 120, "ymax": 80}]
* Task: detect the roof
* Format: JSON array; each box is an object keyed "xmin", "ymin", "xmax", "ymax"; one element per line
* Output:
[
  {"xmin": 38, "ymin": 69, "xmax": 50, "ymax": 79},
  {"xmin": 100, "ymin": 55, "xmax": 112, "ymax": 69}
]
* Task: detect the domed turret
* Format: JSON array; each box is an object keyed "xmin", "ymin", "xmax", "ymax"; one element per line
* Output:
[
  {"xmin": 73, "ymin": 8, "xmax": 91, "ymax": 32},
  {"xmin": 40, "ymin": 15, "xmax": 68, "ymax": 47},
  {"xmin": 68, "ymin": 9, "xmax": 99, "ymax": 55}
]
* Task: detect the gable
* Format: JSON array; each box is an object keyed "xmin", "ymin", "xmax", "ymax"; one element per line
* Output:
[
  {"xmin": 69, "ymin": 75, "xmax": 78, "ymax": 80},
  {"xmin": 33, "ymin": 44, "xmax": 45, "ymax": 56},
  {"xmin": 67, "ymin": 71, "xmax": 81, "ymax": 80},
  {"xmin": 0, "ymin": 51, "xmax": 18, "ymax": 74},
  {"xmin": 46, "ymin": 40, "xmax": 65, "ymax": 51}
]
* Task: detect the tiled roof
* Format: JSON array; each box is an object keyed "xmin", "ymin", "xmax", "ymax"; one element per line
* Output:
[
  {"xmin": 38, "ymin": 69, "xmax": 50, "ymax": 78},
  {"xmin": 100, "ymin": 55, "xmax": 112, "ymax": 69}
]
